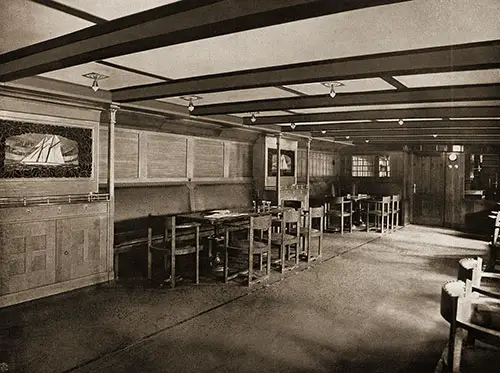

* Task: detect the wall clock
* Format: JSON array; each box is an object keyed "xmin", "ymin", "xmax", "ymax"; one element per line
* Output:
[{"xmin": 448, "ymin": 153, "xmax": 458, "ymax": 161}]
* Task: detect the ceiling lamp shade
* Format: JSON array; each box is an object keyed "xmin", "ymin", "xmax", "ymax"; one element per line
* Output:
[
  {"xmin": 179, "ymin": 95, "xmax": 202, "ymax": 112},
  {"xmin": 82, "ymin": 72, "xmax": 109, "ymax": 92},
  {"xmin": 321, "ymin": 82, "xmax": 345, "ymax": 98}
]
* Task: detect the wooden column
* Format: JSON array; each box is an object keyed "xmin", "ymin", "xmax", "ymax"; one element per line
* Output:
[
  {"xmin": 276, "ymin": 134, "xmax": 281, "ymax": 206},
  {"xmin": 306, "ymin": 137, "xmax": 312, "ymax": 207},
  {"xmin": 108, "ymin": 103, "xmax": 118, "ymax": 280}
]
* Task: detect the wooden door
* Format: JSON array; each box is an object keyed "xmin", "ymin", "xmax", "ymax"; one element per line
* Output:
[
  {"xmin": 56, "ymin": 216, "xmax": 108, "ymax": 282},
  {"xmin": 411, "ymin": 153, "xmax": 445, "ymax": 226},
  {"xmin": 0, "ymin": 221, "xmax": 56, "ymax": 295}
]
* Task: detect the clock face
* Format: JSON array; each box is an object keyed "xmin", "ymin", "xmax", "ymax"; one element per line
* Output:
[{"xmin": 448, "ymin": 153, "xmax": 458, "ymax": 161}]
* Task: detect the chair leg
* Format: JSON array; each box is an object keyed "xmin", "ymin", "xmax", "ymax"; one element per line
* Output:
[
  {"xmin": 195, "ymin": 226, "xmax": 200, "ymax": 284},
  {"xmin": 170, "ymin": 249, "xmax": 176, "ymax": 288},
  {"xmin": 114, "ymin": 253, "xmax": 119, "ymax": 280},
  {"xmin": 281, "ymin": 243, "xmax": 285, "ymax": 274},
  {"xmin": 248, "ymin": 232, "xmax": 254, "ymax": 287},
  {"xmin": 349, "ymin": 212, "xmax": 353, "ymax": 233},
  {"xmin": 224, "ymin": 230, "xmax": 229, "ymax": 283},
  {"xmin": 340, "ymin": 214, "xmax": 344, "ymax": 235}
]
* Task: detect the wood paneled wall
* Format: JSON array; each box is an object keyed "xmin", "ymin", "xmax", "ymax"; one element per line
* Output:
[
  {"xmin": 297, "ymin": 149, "xmax": 337, "ymax": 181},
  {"xmin": 99, "ymin": 126, "xmax": 252, "ymax": 185}
]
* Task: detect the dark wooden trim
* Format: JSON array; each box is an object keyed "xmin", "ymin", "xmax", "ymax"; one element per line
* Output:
[
  {"xmin": 95, "ymin": 61, "xmax": 172, "ymax": 81},
  {"xmin": 380, "ymin": 75, "xmax": 408, "ymax": 90},
  {"xmin": 245, "ymin": 107, "xmax": 500, "ymax": 125},
  {"xmin": 276, "ymin": 86, "xmax": 307, "ymax": 96},
  {"xmin": 285, "ymin": 119, "xmax": 500, "ymax": 132},
  {"xmin": 29, "ymin": 0, "xmax": 107, "ymax": 24},
  {"xmin": 112, "ymin": 40, "xmax": 500, "ymax": 102},
  {"xmin": 2, "ymin": 0, "xmax": 217, "ymax": 62},
  {"xmin": 1, "ymin": 0, "xmax": 409, "ymax": 82},
  {"xmin": 192, "ymin": 84, "xmax": 500, "ymax": 115}
]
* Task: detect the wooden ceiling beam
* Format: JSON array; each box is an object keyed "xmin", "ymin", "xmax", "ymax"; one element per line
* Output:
[
  {"xmin": 282, "ymin": 119, "xmax": 500, "ymax": 132},
  {"xmin": 113, "ymin": 40, "xmax": 500, "ymax": 102},
  {"xmin": 192, "ymin": 84, "xmax": 500, "ymax": 115},
  {"xmin": 245, "ymin": 107, "xmax": 500, "ymax": 125},
  {"xmin": 0, "ymin": 0, "xmax": 409, "ymax": 82}
]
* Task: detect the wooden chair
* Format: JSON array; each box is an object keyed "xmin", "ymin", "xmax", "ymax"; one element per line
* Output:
[
  {"xmin": 147, "ymin": 215, "xmax": 201, "ymax": 288},
  {"xmin": 488, "ymin": 210, "xmax": 500, "ymax": 272},
  {"xmin": 390, "ymin": 194, "xmax": 401, "ymax": 232},
  {"xmin": 299, "ymin": 206, "xmax": 324, "ymax": 263},
  {"xmin": 222, "ymin": 214, "xmax": 272, "ymax": 287},
  {"xmin": 440, "ymin": 280, "xmax": 500, "ymax": 373},
  {"xmin": 271, "ymin": 208, "xmax": 301, "ymax": 273},
  {"xmin": 366, "ymin": 196, "xmax": 392, "ymax": 234},
  {"xmin": 324, "ymin": 197, "xmax": 353, "ymax": 234},
  {"xmin": 458, "ymin": 257, "xmax": 500, "ymax": 299}
]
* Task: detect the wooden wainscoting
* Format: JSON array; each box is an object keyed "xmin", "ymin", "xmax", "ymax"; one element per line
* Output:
[{"xmin": 0, "ymin": 201, "xmax": 110, "ymax": 308}]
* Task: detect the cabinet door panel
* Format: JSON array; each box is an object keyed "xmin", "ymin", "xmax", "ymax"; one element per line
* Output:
[
  {"xmin": 0, "ymin": 221, "xmax": 56, "ymax": 295},
  {"xmin": 56, "ymin": 216, "xmax": 108, "ymax": 282}
]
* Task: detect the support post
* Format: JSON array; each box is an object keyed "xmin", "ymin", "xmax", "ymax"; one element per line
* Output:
[
  {"xmin": 108, "ymin": 103, "xmax": 118, "ymax": 280},
  {"xmin": 276, "ymin": 134, "xmax": 281, "ymax": 206}
]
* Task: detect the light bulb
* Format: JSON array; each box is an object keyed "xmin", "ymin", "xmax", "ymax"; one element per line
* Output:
[
  {"xmin": 91, "ymin": 79, "xmax": 99, "ymax": 92},
  {"xmin": 329, "ymin": 85, "xmax": 336, "ymax": 98},
  {"xmin": 398, "ymin": 119, "xmax": 404, "ymax": 125},
  {"xmin": 250, "ymin": 113, "xmax": 256, "ymax": 123},
  {"xmin": 290, "ymin": 122, "xmax": 296, "ymax": 129},
  {"xmin": 188, "ymin": 100, "xmax": 195, "ymax": 112}
]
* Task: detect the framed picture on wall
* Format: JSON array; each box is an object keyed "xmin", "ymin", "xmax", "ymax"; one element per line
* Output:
[
  {"xmin": 0, "ymin": 119, "xmax": 93, "ymax": 179},
  {"xmin": 267, "ymin": 148, "xmax": 295, "ymax": 177}
]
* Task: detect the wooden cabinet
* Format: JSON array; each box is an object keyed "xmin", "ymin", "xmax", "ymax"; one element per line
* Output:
[
  {"xmin": 0, "ymin": 202, "xmax": 110, "ymax": 308},
  {"xmin": 0, "ymin": 221, "xmax": 56, "ymax": 295}
]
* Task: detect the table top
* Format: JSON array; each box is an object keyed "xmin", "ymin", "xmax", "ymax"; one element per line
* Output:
[{"xmin": 178, "ymin": 207, "xmax": 282, "ymax": 225}]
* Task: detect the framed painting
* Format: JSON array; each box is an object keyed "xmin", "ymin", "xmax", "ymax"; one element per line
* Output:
[
  {"xmin": 267, "ymin": 148, "xmax": 295, "ymax": 177},
  {"xmin": 0, "ymin": 119, "xmax": 93, "ymax": 179}
]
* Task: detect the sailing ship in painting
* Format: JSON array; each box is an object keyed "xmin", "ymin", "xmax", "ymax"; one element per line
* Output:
[{"xmin": 5, "ymin": 133, "xmax": 79, "ymax": 172}]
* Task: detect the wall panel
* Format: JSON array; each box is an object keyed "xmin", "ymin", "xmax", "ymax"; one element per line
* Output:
[
  {"xmin": 193, "ymin": 139, "xmax": 224, "ymax": 178},
  {"xmin": 146, "ymin": 133, "xmax": 187, "ymax": 179},
  {"xmin": 229, "ymin": 143, "xmax": 252, "ymax": 178}
]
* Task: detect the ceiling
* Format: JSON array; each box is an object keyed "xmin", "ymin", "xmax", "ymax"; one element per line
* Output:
[{"xmin": 1, "ymin": 0, "xmax": 499, "ymax": 146}]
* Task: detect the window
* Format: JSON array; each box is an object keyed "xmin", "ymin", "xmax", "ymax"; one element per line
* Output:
[
  {"xmin": 378, "ymin": 155, "xmax": 391, "ymax": 177},
  {"xmin": 352, "ymin": 155, "xmax": 375, "ymax": 177},
  {"xmin": 351, "ymin": 155, "xmax": 391, "ymax": 178}
]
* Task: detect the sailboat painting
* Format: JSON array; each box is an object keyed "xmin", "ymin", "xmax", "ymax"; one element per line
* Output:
[{"xmin": 1, "ymin": 119, "xmax": 92, "ymax": 178}]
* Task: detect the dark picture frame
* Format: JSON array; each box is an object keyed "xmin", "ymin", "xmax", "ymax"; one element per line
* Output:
[
  {"xmin": 267, "ymin": 148, "xmax": 295, "ymax": 177},
  {"xmin": 0, "ymin": 119, "xmax": 93, "ymax": 178}
]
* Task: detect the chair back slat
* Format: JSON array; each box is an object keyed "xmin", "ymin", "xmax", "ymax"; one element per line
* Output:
[
  {"xmin": 252, "ymin": 214, "xmax": 272, "ymax": 230},
  {"xmin": 309, "ymin": 206, "xmax": 325, "ymax": 218},
  {"xmin": 283, "ymin": 208, "xmax": 301, "ymax": 223}
]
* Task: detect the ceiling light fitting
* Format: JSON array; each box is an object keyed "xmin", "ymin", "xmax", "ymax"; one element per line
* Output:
[
  {"xmin": 82, "ymin": 72, "xmax": 109, "ymax": 92},
  {"xmin": 398, "ymin": 119, "xmax": 404, "ymax": 125},
  {"xmin": 250, "ymin": 112, "xmax": 259, "ymax": 123},
  {"xmin": 321, "ymin": 82, "xmax": 345, "ymax": 98},
  {"xmin": 321, "ymin": 130, "xmax": 327, "ymax": 134},
  {"xmin": 290, "ymin": 122, "xmax": 296, "ymax": 129},
  {"xmin": 179, "ymin": 95, "xmax": 202, "ymax": 112}
]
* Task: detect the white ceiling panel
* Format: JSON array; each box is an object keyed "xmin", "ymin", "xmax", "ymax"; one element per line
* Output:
[
  {"xmin": 105, "ymin": 0, "xmax": 500, "ymax": 79},
  {"xmin": 39, "ymin": 62, "xmax": 164, "ymax": 90},
  {"xmin": 0, "ymin": 0, "xmax": 93, "ymax": 54},
  {"xmin": 394, "ymin": 69, "xmax": 500, "ymax": 88},
  {"xmin": 56, "ymin": 0, "xmax": 180, "ymax": 21},
  {"xmin": 284, "ymin": 78, "xmax": 396, "ymax": 95},
  {"xmin": 292, "ymin": 101, "xmax": 500, "ymax": 114},
  {"xmin": 158, "ymin": 87, "xmax": 296, "ymax": 106},
  {"xmin": 231, "ymin": 111, "xmax": 294, "ymax": 118}
]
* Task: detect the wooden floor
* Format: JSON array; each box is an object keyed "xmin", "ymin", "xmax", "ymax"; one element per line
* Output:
[{"xmin": 0, "ymin": 225, "xmax": 497, "ymax": 373}]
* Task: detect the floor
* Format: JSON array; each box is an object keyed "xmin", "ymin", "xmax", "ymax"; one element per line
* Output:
[{"xmin": 1, "ymin": 225, "xmax": 498, "ymax": 373}]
